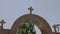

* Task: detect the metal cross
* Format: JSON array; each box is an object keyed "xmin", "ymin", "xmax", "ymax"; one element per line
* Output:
[{"xmin": 28, "ymin": 6, "xmax": 34, "ymax": 14}]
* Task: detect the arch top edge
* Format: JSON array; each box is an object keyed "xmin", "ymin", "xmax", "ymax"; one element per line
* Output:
[{"xmin": 10, "ymin": 14, "xmax": 52, "ymax": 34}]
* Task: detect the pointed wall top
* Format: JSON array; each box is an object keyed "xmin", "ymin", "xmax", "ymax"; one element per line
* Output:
[{"xmin": 28, "ymin": 6, "xmax": 34, "ymax": 14}]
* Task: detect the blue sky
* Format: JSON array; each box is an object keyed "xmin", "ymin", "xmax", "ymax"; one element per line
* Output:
[{"xmin": 0, "ymin": 0, "xmax": 60, "ymax": 34}]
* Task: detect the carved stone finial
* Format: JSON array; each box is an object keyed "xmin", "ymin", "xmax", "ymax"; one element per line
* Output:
[{"xmin": 28, "ymin": 6, "xmax": 34, "ymax": 14}]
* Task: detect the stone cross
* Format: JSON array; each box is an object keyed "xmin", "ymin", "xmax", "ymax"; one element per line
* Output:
[
  {"xmin": 56, "ymin": 24, "xmax": 60, "ymax": 32},
  {"xmin": 28, "ymin": 6, "xmax": 34, "ymax": 14},
  {"xmin": 53, "ymin": 24, "xmax": 60, "ymax": 32},
  {"xmin": 0, "ymin": 19, "xmax": 5, "ymax": 29}
]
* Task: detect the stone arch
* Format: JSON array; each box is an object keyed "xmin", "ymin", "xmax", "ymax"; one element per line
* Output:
[{"xmin": 10, "ymin": 14, "xmax": 52, "ymax": 34}]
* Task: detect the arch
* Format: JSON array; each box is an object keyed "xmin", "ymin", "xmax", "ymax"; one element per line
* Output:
[{"xmin": 10, "ymin": 14, "xmax": 52, "ymax": 34}]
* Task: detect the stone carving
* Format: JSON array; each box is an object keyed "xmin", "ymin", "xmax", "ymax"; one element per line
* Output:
[{"xmin": 0, "ymin": 7, "xmax": 59, "ymax": 34}]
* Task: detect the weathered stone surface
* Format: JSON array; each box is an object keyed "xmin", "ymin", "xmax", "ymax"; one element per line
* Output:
[
  {"xmin": 0, "ymin": 29, "xmax": 10, "ymax": 34},
  {"xmin": 10, "ymin": 14, "xmax": 52, "ymax": 34}
]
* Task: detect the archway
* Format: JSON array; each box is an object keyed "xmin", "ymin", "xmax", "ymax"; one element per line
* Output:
[
  {"xmin": 10, "ymin": 14, "xmax": 52, "ymax": 34},
  {"xmin": 35, "ymin": 25, "xmax": 42, "ymax": 34}
]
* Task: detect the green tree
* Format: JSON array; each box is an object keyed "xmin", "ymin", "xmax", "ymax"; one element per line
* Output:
[{"xmin": 16, "ymin": 23, "xmax": 36, "ymax": 34}]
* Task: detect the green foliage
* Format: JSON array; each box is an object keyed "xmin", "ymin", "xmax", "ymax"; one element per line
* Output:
[{"xmin": 16, "ymin": 23, "xmax": 36, "ymax": 34}]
